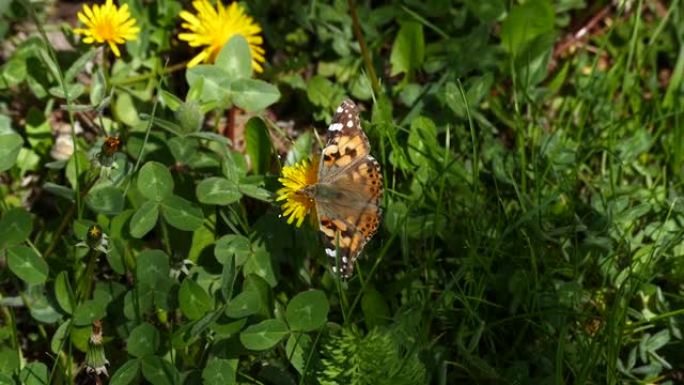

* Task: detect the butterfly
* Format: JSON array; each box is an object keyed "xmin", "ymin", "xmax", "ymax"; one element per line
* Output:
[{"xmin": 306, "ymin": 100, "xmax": 383, "ymax": 278}]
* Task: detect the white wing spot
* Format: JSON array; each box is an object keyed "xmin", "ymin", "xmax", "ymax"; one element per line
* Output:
[
  {"xmin": 346, "ymin": 120, "xmax": 354, "ymax": 128},
  {"xmin": 325, "ymin": 248, "xmax": 336, "ymax": 257},
  {"xmin": 329, "ymin": 123, "xmax": 343, "ymax": 131},
  {"xmin": 342, "ymin": 256, "xmax": 348, "ymax": 263},
  {"xmin": 332, "ymin": 266, "xmax": 338, "ymax": 273},
  {"xmin": 336, "ymin": 106, "xmax": 343, "ymax": 113}
]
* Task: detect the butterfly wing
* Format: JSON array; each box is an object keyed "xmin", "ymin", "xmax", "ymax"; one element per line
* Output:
[
  {"xmin": 315, "ymin": 156, "xmax": 383, "ymax": 278},
  {"xmin": 315, "ymin": 100, "xmax": 383, "ymax": 278},
  {"xmin": 318, "ymin": 100, "xmax": 372, "ymax": 183}
]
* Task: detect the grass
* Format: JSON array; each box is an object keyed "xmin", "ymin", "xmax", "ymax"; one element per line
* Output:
[{"xmin": 1, "ymin": 0, "xmax": 684, "ymax": 384}]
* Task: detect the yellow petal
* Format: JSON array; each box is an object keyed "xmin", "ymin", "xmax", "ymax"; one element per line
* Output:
[
  {"xmin": 108, "ymin": 41, "xmax": 121, "ymax": 57},
  {"xmin": 178, "ymin": 0, "xmax": 266, "ymax": 71},
  {"xmin": 187, "ymin": 50, "xmax": 209, "ymax": 67}
]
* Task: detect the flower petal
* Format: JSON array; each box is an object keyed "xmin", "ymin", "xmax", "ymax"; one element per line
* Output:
[
  {"xmin": 72, "ymin": 0, "xmax": 138, "ymax": 57},
  {"xmin": 177, "ymin": 0, "xmax": 266, "ymax": 70}
]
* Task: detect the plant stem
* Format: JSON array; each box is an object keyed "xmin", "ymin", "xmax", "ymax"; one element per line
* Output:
[
  {"xmin": 76, "ymin": 249, "xmax": 99, "ymax": 302},
  {"xmin": 22, "ymin": 0, "xmax": 82, "ymax": 218},
  {"xmin": 43, "ymin": 176, "xmax": 99, "ymax": 258},
  {"xmin": 111, "ymin": 61, "xmax": 187, "ymax": 87},
  {"xmin": 347, "ymin": 0, "xmax": 381, "ymax": 97},
  {"xmin": 0, "ymin": 300, "xmax": 23, "ymax": 369}
]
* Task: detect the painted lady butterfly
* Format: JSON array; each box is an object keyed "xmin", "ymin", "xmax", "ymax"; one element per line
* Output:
[{"xmin": 306, "ymin": 100, "xmax": 383, "ymax": 278}]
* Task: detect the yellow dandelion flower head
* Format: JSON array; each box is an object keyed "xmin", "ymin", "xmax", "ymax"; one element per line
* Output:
[
  {"xmin": 73, "ymin": 0, "xmax": 140, "ymax": 57},
  {"xmin": 178, "ymin": 0, "xmax": 266, "ymax": 72},
  {"xmin": 276, "ymin": 157, "xmax": 318, "ymax": 227}
]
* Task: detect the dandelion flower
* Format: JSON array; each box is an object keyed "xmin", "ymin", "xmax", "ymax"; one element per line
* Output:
[
  {"xmin": 276, "ymin": 158, "xmax": 318, "ymax": 227},
  {"xmin": 73, "ymin": 0, "xmax": 140, "ymax": 57},
  {"xmin": 178, "ymin": 1, "xmax": 266, "ymax": 72}
]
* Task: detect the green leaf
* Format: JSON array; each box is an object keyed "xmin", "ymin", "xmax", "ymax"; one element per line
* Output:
[
  {"xmin": 167, "ymin": 137, "xmax": 199, "ymax": 164},
  {"xmin": 245, "ymin": 117, "xmax": 271, "ymax": 175},
  {"xmin": 127, "ymin": 323, "xmax": 160, "ymax": 357},
  {"xmin": 465, "ymin": 0, "xmax": 505, "ymax": 22},
  {"xmin": 0, "ymin": 207, "xmax": 32, "ymax": 249},
  {"xmin": 160, "ymin": 195, "xmax": 204, "ymax": 231},
  {"xmin": 73, "ymin": 300, "xmax": 106, "ymax": 326},
  {"xmin": 159, "ymin": 89, "xmax": 182, "ymax": 111},
  {"xmin": 138, "ymin": 161, "xmax": 174, "ymax": 202},
  {"xmin": 54, "ymin": 271, "xmax": 75, "ymax": 314},
  {"xmin": 29, "ymin": 292, "xmax": 61, "ymax": 324},
  {"xmin": 0, "ymin": 132, "xmax": 23, "ymax": 171},
  {"xmin": 141, "ymin": 356, "xmax": 179, "ymax": 385},
  {"xmin": 513, "ymin": 34, "xmax": 554, "ymax": 87},
  {"xmin": 110, "ymin": 359, "xmax": 140, "ymax": 385},
  {"xmin": 644, "ymin": 329, "xmax": 670, "ymax": 352},
  {"xmin": 211, "ymin": 318, "xmax": 247, "ymax": 339},
  {"xmin": 109, "ymin": 238, "xmax": 128, "ymax": 275},
  {"xmin": 225, "ymin": 289, "xmax": 260, "ymax": 319},
  {"xmin": 187, "ymin": 222, "xmax": 215, "ymax": 263},
  {"xmin": 136, "ymin": 249, "xmax": 170, "ymax": 287},
  {"xmin": 129, "ymin": 201, "xmax": 160, "ymax": 238},
  {"xmin": 50, "ymin": 319, "xmax": 71, "ymax": 354},
  {"xmin": 196, "ymin": 177, "xmax": 241, "ymax": 205},
  {"xmin": 239, "ymin": 319, "xmax": 289, "ymax": 351},
  {"xmin": 215, "ymin": 35, "xmax": 252, "ymax": 79},
  {"xmin": 7, "ymin": 245, "xmax": 48, "ymax": 285},
  {"xmin": 0, "ymin": 373, "xmax": 12, "ymax": 385},
  {"xmin": 66, "ymin": 151, "xmax": 89, "ymax": 189},
  {"xmin": 407, "ymin": 116, "xmax": 439, "ymax": 167},
  {"xmin": 2, "ymin": 57, "xmax": 27, "ymax": 86},
  {"xmin": 202, "ymin": 358, "xmax": 236, "ymax": 385},
  {"xmin": 444, "ymin": 75, "xmax": 494, "ymax": 117},
  {"xmin": 0, "ymin": 346, "xmax": 19, "ymax": 375},
  {"xmin": 143, "ymin": 115, "xmax": 184, "ymax": 136},
  {"xmin": 223, "ymin": 151, "xmax": 245, "ymax": 181},
  {"xmin": 38, "ymin": 48, "xmax": 60, "ymax": 83},
  {"xmin": 26, "ymin": 106, "xmax": 53, "ymax": 152},
  {"xmin": 306, "ymin": 75, "xmax": 342, "ymax": 109},
  {"xmin": 123, "ymin": 288, "xmax": 154, "ymax": 320},
  {"xmin": 285, "ymin": 131, "xmax": 312, "ymax": 165},
  {"xmin": 65, "ymin": 48, "xmax": 98, "ymax": 83},
  {"xmin": 189, "ymin": 309, "xmax": 223, "ymax": 337},
  {"xmin": 286, "ymin": 333, "xmax": 312, "ymax": 375},
  {"xmin": 49, "ymin": 83, "xmax": 85, "ymax": 101},
  {"xmin": 286, "ymin": 290, "xmax": 329, "ymax": 332},
  {"xmin": 390, "ymin": 21, "xmax": 424, "ymax": 76},
  {"xmin": 500, "ymin": 0, "xmax": 555, "ymax": 56},
  {"xmin": 175, "ymin": 100, "xmax": 203, "ymax": 134},
  {"xmin": 19, "ymin": 362, "xmax": 48, "ymax": 385},
  {"xmin": 85, "ymin": 185, "xmax": 125, "ymax": 215},
  {"xmin": 244, "ymin": 248, "xmax": 277, "ymax": 287},
  {"xmin": 115, "ymin": 93, "xmax": 140, "ymax": 126},
  {"xmin": 186, "ymin": 65, "xmax": 231, "ymax": 103},
  {"xmin": 361, "ymin": 288, "xmax": 390, "ymax": 329},
  {"xmin": 187, "ymin": 131, "xmax": 232, "ymax": 147},
  {"xmin": 90, "ymin": 68, "xmax": 106, "ymax": 107},
  {"xmin": 43, "ymin": 182, "xmax": 75, "ymax": 201},
  {"xmin": 0, "ymin": 113, "xmax": 13, "ymax": 136},
  {"xmin": 231, "ymin": 78, "xmax": 281, "ymax": 112},
  {"xmin": 179, "ymin": 279, "xmax": 213, "ymax": 320},
  {"xmin": 221, "ymin": 254, "xmax": 236, "ymax": 301},
  {"xmin": 243, "ymin": 274, "xmax": 271, "ymax": 316},
  {"xmin": 186, "ymin": 74, "xmax": 205, "ymax": 102},
  {"xmin": 239, "ymin": 183, "xmax": 272, "ymax": 202}
]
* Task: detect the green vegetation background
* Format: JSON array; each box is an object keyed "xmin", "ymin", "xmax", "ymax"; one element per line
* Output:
[{"xmin": 1, "ymin": 0, "xmax": 684, "ymax": 384}]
